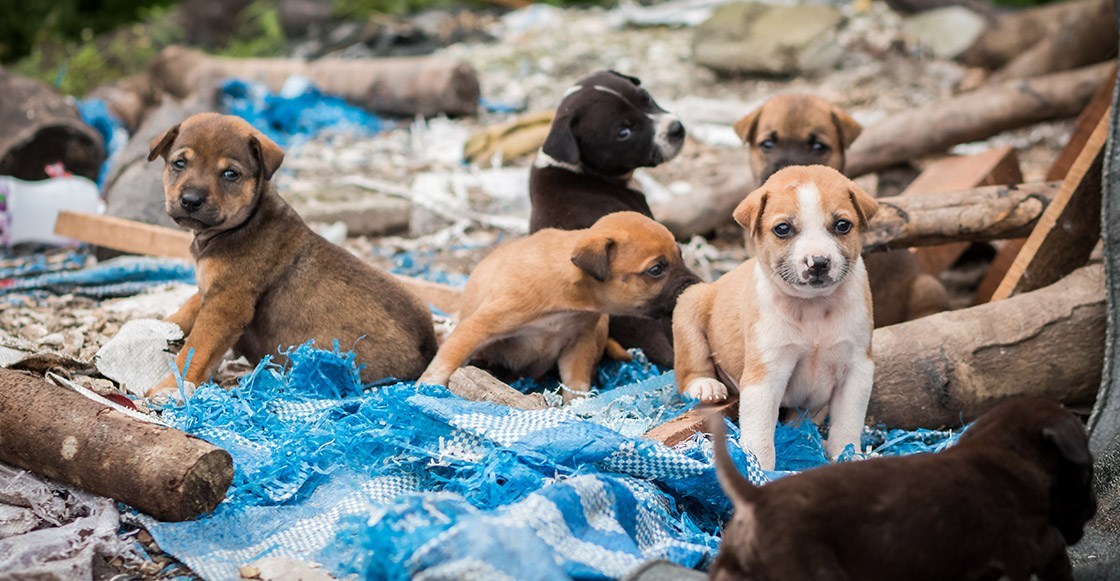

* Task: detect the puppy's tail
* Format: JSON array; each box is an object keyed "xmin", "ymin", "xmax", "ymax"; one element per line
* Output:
[{"xmin": 708, "ymin": 413, "xmax": 760, "ymax": 506}]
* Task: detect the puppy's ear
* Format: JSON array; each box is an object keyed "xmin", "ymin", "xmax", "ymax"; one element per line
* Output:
[
  {"xmin": 733, "ymin": 107, "xmax": 762, "ymax": 145},
  {"xmin": 249, "ymin": 134, "xmax": 284, "ymax": 181},
  {"xmin": 571, "ymin": 234, "xmax": 615, "ymax": 282},
  {"xmin": 1043, "ymin": 417, "xmax": 1092, "ymax": 466},
  {"xmin": 733, "ymin": 187, "xmax": 768, "ymax": 237},
  {"xmin": 607, "ymin": 70, "xmax": 641, "ymax": 86},
  {"xmin": 148, "ymin": 124, "xmax": 180, "ymax": 162},
  {"xmin": 542, "ymin": 115, "xmax": 580, "ymax": 166},
  {"xmin": 847, "ymin": 183, "xmax": 879, "ymax": 228},
  {"xmin": 830, "ymin": 106, "xmax": 863, "ymax": 149}
]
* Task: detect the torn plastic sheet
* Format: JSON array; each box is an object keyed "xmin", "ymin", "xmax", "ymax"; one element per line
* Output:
[{"xmin": 0, "ymin": 463, "xmax": 134, "ymax": 579}]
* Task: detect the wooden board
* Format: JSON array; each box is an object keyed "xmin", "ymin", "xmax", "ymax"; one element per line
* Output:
[
  {"xmin": 645, "ymin": 397, "xmax": 739, "ymax": 447},
  {"xmin": 901, "ymin": 147, "xmax": 1023, "ymax": 275},
  {"xmin": 54, "ymin": 211, "xmax": 193, "ymax": 259},
  {"xmin": 975, "ymin": 67, "xmax": 1117, "ymax": 304},
  {"xmin": 990, "ymin": 110, "xmax": 1110, "ymax": 300}
]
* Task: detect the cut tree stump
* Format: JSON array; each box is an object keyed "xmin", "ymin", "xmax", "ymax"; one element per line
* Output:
[
  {"xmin": 900, "ymin": 147, "xmax": 1023, "ymax": 276},
  {"xmin": 0, "ymin": 369, "xmax": 233, "ymax": 521},
  {"xmin": 975, "ymin": 66, "xmax": 1117, "ymax": 304},
  {"xmin": 990, "ymin": 109, "xmax": 1111, "ymax": 300},
  {"xmin": 0, "ymin": 70, "xmax": 105, "ymax": 182},
  {"xmin": 846, "ymin": 62, "xmax": 1113, "ymax": 178}
]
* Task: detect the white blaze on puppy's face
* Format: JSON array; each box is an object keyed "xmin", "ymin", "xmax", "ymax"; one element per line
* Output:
[
  {"xmin": 787, "ymin": 182, "xmax": 848, "ymax": 289},
  {"xmin": 650, "ymin": 112, "xmax": 684, "ymax": 162}
]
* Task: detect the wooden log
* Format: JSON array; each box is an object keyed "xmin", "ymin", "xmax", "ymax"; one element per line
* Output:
[
  {"xmin": 863, "ymin": 181, "xmax": 1061, "ymax": 252},
  {"xmin": 959, "ymin": 0, "xmax": 1106, "ymax": 70},
  {"xmin": 0, "ymin": 69, "xmax": 105, "ymax": 182},
  {"xmin": 448, "ymin": 366, "xmax": 547, "ymax": 410},
  {"xmin": 54, "ymin": 212, "xmax": 194, "ymax": 260},
  {"xmin": 975, "ymin": 67, "xmax": 1116, "ymax": 304},
  {"xmin": 86, "ymin": 73, "xmax": 161, "ymax": 133},
  {"xmin": 869, "ymin": 264, "xmax": 1104, "ymax": 429},
  {"xmin": 654, "ymin": 169, "xmax": 756, "ymax": 240},
  {"xmin": 990, "ymin": 110, "xmax": 1109, "ymax": 300},
  {"xmin": 645, "ymin": 398, "xmax": 739, "ymax": 447},
  {"xmin": 846, "ymin": 62, "xmax": 1114, "ymax": 178},
  {"xmin": 150, "ymin": 46, "xmax": 481, "ymax": 118},
  {"xmin": 901, "ymin": 147, "xmax": 1023, "ymax": 276},
  {"xmin": 0, "ymin": 369, "xmax": 233, "ymax": 521},
  {"xmin": 989, "ymin": 0, "xmax": 1116, "ymax": 82}
]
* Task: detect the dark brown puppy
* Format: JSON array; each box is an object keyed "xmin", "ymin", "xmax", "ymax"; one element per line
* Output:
[
  {"xmin": 734, "ymin": 94, "xmax": 948, "ymax": 327},
  {"xmin": 146, "ymin": 113, "xmax": 437, "ymax": 395},
  {"xmin": 529, "ymin": 70, "xmax": 694, "ymax": 366},
  {"xmin": 709, "ymin": 398, "xmax": 1097, "ymax": 581}
]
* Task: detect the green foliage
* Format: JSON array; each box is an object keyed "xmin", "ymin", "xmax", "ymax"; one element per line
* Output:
[
  {"xmin": 219, "ymin": 0, "xmax": 288, "ymax": 58},
  {"xmin": 0, "ymin": 0, "xmax": 178, "ymax": 63}
]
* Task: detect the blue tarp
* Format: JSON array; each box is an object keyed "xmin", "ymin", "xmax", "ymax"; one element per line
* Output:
[{"xmin": 139, "ymin": 343, "xmax": 961, "ymax": 580}]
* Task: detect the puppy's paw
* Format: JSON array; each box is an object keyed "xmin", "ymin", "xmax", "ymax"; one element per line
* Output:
[
  {"xmin": 417, "ymin": 370, "xmax": 450, "ymax": 387},
  {"xmin": 685, "ymin": 377, "xmax": 728, "ymax": 403},
  {"xmin": 562, "ymin": 386, "xmax": 591, "ymax": 405},
  {"xmin": 145, "ymin": 376, "xmax": 195, "ymax": 402}
]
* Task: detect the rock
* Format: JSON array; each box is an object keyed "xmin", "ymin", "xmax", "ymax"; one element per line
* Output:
[
  {"xmin": 298, "ymin": 196, "xmax": 411, "ymax": 237},
  {"xmin": 691, "ymin": 3, "xmax": 845, "ymax": 76},
  {"xmin": 901, "ymin": 7, "xmax": 987, "ymax": 60}
]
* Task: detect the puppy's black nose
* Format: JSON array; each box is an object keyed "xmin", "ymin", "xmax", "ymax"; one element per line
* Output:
[
  {"xmin": 667, "ymin": 119, "xmax": 685, "ymax": 140},
  {"xmin": 180, "ymin": 190, "xmax": 205, "ymax": 212},
  {"xmin": 808, "ymin": 256, "xmax": 830, "ymax": 276}
]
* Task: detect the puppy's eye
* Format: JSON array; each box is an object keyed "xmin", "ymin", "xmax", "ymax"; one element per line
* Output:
[
  {"xmin": 645, "ymin": 264, "xmax": 666, "ymax": 278},
  {"xmin": 617, "ymin": 127, "xmax": 633, "ymax": 141},
  {"xmin": 834, "ymin": 219, "xmax": 852, "ymax": 234},
  {"xmin": 772, "ymin": 223, "xmax": 793, "ymax": 238},
  {"xmin": 759, "ymin": 139, "xmax": 776, "ymax": 151},
  {"xmin": 810, "ymin": 140, "xmax": 830, "ymax": 153},
  {"xmin": 222, "ymin": 169, "xmax": 240, "ymax": 181},
  {"xmin": 172, "ymin": 159, "xmax": 186, "ymax": 170}
]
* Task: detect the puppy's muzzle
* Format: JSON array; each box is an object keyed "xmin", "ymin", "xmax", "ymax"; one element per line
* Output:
[
  {"xmin": 806, "ymin": 255, "xmax": 831, "ymax": 283},
  {"xmin": 179, "ymin": 188, "xmax": 206, "ymax": 212}
]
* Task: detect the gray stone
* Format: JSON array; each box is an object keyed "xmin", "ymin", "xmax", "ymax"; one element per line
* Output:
[
  {"xmin": 901, "ymin": 6, "xmax": 987, "ymax": 60},
  {"xmin": 692, "ymin": 2, "xmax": 845, "ymax": 76}
]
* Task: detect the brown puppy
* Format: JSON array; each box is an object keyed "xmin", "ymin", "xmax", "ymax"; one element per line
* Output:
[
  {"xmin": 146, "ymin": 113, "xmax": 437, "ymax": 395},
  {"xmin": 709, "ymin": 398, "xmax": 1097, "ymax": 581},
  {"xmin": 419, "ymin": 211, "xmax": 698, "ymax": 402},
  {"xmin": 734, "ymin": 94, "xmax": 948, "ymax": 327}
]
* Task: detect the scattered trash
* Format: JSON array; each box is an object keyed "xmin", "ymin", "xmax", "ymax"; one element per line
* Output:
[
  {"xmin": 0, "ymin": 176, "xmax": 102, "ymax": 247},
  {"xmin": 76, "ymin": 98, "xmax": 128, "ymax": 187},
  {"xmin": 94, "ymin": 319, "xmax": 184, "ymax": 397}
]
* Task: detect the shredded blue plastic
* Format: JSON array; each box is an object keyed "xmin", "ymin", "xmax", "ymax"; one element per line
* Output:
[
  {"xmin": 77, "ymin": 98, "xmax": 127, "ymax": 188},
  {"xmin": 220, "ymin": 77, "xmax": 383, "ymax": 148},
  {"xmin": 138, "ymin": 343, "xmax": 962, "ymax": 580},
  {"xmin": 0, "ymin": 256, "xmax": 195, "ymax": 299}
]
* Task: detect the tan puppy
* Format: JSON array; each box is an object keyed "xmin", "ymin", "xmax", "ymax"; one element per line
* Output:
[
  {"xmin": 735, "ymin": 94, "xmax": 948, "ymax": 327},
  {"xmin": 419, "ymin": 211, "xmax": 698, "ymax": 402},
  {"xmin": 674, "ymin": 166, "xmax": 877, "ymax": 470},
  {"xmin": 147, "ymin": 113, "xmax": 437, "ymax": 395}
]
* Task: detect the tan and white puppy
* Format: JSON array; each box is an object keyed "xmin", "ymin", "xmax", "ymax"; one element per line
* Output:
[{"xmin": 673, "ymin": 165, "xmax": 878, "ymax": 470}]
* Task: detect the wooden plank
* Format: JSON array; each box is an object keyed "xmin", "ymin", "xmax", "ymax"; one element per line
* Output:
[
  {"xmin": 54, "ymin": 211, "xmax": 193, "ymax": 259},
  {"xmin": 974, "ymin": 66, "xmax": 1117, "ymax": 304},
  {"xmin": 645, "ymin": 397, "xmax": 739, "ymax": 447},
  {"xmin": 901, "ymin": 147, "xmax": 1023, "ymax": 275},
  {"xmin": 990, "ymin": 110, "xmax": 1110, "ymax": 300}
]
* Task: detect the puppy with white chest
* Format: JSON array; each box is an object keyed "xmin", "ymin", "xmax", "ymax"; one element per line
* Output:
[
  {"xmin": 419, "ymin": 211, "xmax": 698, "ymax": 402},
  {"xmin": 734, "ymin": 94, "xmax": 948, "ymax": 328},
  {"xmin": 673, "ymin": 165, "xmax": 878, "ymax": 470},
  {"xmin": 529, "ymin": 70, "xmax": 693, "ymax": 368}
]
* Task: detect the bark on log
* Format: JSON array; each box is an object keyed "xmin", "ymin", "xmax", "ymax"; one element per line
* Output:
[
  {"xmin": 655, "ymin": 169, "xmax": 755, "ymax": 239},
  {"xmin": 989, "ymin": 0, "xmax": 1116, "ymax": 82},
  {"xmin": 0, "ymin": 369, "xmax": 233, "ymax": 521},
  {"xmin": 960, "ymin": 0, "xmax": 1108, "ymax": 70},
  {"xmin": 87, "ymin": 73, "xmax": 162, "ymax": 133},
  {"xmin": 846, "ymin": 62, "xmax": 1114, "ymax": 178},
  {"xmin": 0, "ymin": 70, "xmax": 105, "ymax": 182},
  {"xmin": 150, "ymin": 46, "xmax": 480, "ymax": 118},
  {"xmin": 868, "ymin": 264, "xmax": 1104, "ymax": 429},
  {"xmin": 863, "ymin": 181, "xmax": 1061, "ymax": 252}
]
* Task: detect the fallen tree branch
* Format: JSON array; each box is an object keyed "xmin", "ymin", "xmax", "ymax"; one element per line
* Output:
[
  {"xmin": 846, "ymin": 62, "xmax": 1114, "ymax": 178},
  {"xmin": 869, "ymin": 264, "xmax": 1104, "ymax": 429},
  {"xmin": 863, "ymin": 181, "xmax": 1061, "ymax": 252},
  {"xmin": 0, "ymin": 369, "xmax": 233, "ymax": 521}
]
